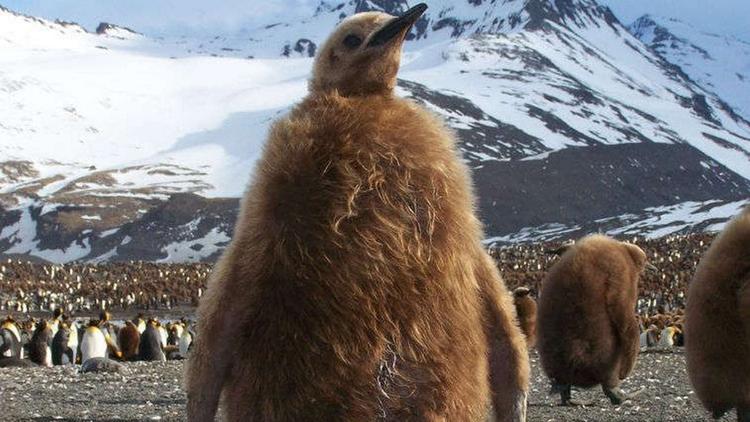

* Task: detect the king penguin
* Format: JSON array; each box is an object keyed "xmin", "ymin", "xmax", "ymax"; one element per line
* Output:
[
  {"xmin": 1, "ymin": 317, "xmax": 23, "ymax": 359},
  {"xmin": 138, "ymin": 319, "xmax": 166, "ymax": 362},
  {"xmin": 80, "ymin": 320, "xmax": 108, "ymax": 364},
  {"xmin": 185, "ymin": 4, "xmax": 529, "ymax": 421},
  {"xmin": 51, "ymin": 322, "xmax": 75, "ymax": 365},
  {"xmin": 29, "ymin": 320, "xmax": 53, "ymax": 367}
]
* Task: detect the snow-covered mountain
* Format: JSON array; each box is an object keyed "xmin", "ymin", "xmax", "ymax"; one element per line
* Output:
[
  {"xmin": 629, "ymin": 14, "xmax": 750, "ymax": 121},
  {"xmin": 1, "ymin": 1, "xmax": 749, "ymax": 263}
]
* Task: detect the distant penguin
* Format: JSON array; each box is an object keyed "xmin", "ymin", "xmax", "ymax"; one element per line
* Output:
[
  {"xmin": 167, "ymin": 322, "xmax": 184, "ymax": 347},
  {"xmin": 686, "ymin": 207, "xmax": 750, "ymax": 421},
  {"xmin": 67, "ymin": 319, "xmax": 79, "ymax": 363},
  {"xmin": 538, "ymin": 235, "xmax": 649, "ymax": 405},
  {"xmin": 80, "ymin": 357, "xmax": 125, "ymax": 374},
  {"xmin": 673, "ymin": 323, "xmax": 685, "ymax": 347},
  {"xmin": 138, "ymin": 320, "xmax": 165, "ymax": 362},
  {"xmin": 118, "ymin": 321, "xmax": 140, "ymax": 361},
  {"xmin": 49, "ymin": 308, "xmax": 63, "ymax": 337},
  {"xmin": 1, "ymin": 317, "xmax": 23, "ymax": 359},
  {"xmin": 51, "ymin": 323, "xmax": 75, "ymax": 365},
  {"xmin": 657, "ymin": 326, "xmax": 680, "ymax": 349},
  {"xmin": 178, "ymin": 327, "xmax": 193, "ymax": 358},
  {"xmin": 513, "ymin": 287, "xmax": 538, "ymax": 348},
  {"xmin": 157, "ymin": 321, "xmax": 168, "ymax": 349},
  {"xmin": 0, "ymin": 356, "xmax": 36, "ymax": 368},
  {"xmin": 640, "ymin": 325, "xmax": 660, "ymax": 350},
  {"xmin": 186, "ymin": 4, "xmax": 529, "ymax": 421},
  {"xmin": 133, "ymin": 314, "xmax": 146, "ymax": 334},
  {"xmin": 29, "ymin": 320, "xmax": 53, "ymax": 367},
  {"xmin": 80, "ymin": 321, "xmax": 108, "ymax": 364}
]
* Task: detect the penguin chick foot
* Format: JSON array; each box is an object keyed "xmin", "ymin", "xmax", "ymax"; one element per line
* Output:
[
  {"xmin": 602, "ymin": 386, "xmax": 644, "ymax": 405},
  {"xmin": 556, "ymin": 384, "xmax": 593, "ymax": 407},
  {"xmin": 561, "ymin": 398, "xmax": 595, "ymax": 407}
]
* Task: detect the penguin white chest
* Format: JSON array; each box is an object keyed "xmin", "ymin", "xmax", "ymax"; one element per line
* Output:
[
  {"xmin": 81, "ymin": 328, "xmax": 107, "ymax": 363},
  {"xmin": 657, "ymin": 328, "xmax": 674, "ymax": 348},
  {"xmin": 178, "ymin": 331, "xmax": 192, "ymax": 357}
]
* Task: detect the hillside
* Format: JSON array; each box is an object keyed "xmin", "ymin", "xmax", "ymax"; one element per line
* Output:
[
  {"xmin": 630, "ymin": 14, "xmax": 750, "ymax": 121},
  {"xmin": 1, "ymin": 1, "xmax": 749, "ymax": 262}
]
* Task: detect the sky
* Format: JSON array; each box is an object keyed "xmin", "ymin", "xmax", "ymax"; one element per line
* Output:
[
  {"xmin": 1, "ymin": 0, "xmax": 318, "ymax": 35},
  {"xmin": 597, "ymin": 0, "xmax": 750, "ymax": 39},
  {"xmin": 2, "ymin": 0, "xmax": 749, "ymax": 40}
]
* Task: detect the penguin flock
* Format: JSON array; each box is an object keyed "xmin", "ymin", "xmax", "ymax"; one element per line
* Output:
[
  {"xmin": 0, "ymin": 261, "xmax": 210, "ymax": 314},
  {"xmin": 0, "ymin": 310, "xmax": 195, "ymax": 370}
]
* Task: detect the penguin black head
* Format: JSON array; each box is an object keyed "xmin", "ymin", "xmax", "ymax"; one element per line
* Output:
[
  {"xmin": 513, "ymin": 287, "xmax": 532, "ymax": 299},
  {"xmin": 310, "ymin": 3, "xmax": 427, "ymax": 96},
  {"xmin": 99, "ymin": 310, "xmax": 111, "ymax": 323}
]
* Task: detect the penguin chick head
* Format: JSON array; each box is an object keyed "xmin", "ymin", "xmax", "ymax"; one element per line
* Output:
[{"xmin": 311, "ymin": 3, "xmax": 427, "ymax": 96}]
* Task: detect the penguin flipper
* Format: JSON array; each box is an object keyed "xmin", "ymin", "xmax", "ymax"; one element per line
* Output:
[
  {"xmin": 738, "ymin": 275, "xmax": 750, "ymax": 343},
  {"xmin": 475, "ymin": 250, "xmax": 529, "ymax": 422},
  {"xmin": 604, "ymin": 280, "xmax": 640, "ymax": 380},
  {"xmin": 185, "ymin": 256, "xmax": 250, "ymax": 421}
]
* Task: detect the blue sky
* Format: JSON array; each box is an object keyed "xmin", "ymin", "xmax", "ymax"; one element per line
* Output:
[
  {"xmin": 598, "ymin": 0, "xmax": 750, "ymax": 39},
  {"xmin": 3, "ymin": 0, "xmax": 749, "ymax": 39}
]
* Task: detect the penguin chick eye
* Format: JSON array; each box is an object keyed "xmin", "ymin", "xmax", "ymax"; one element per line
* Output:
[{"xmin": 342, "ymin": 34, "xmax": 362, "ymax": 49}]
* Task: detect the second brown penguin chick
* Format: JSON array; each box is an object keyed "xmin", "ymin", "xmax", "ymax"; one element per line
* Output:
[{"xmin": 538, "ymin": 235, "xmax": 647, "ymax": 406}]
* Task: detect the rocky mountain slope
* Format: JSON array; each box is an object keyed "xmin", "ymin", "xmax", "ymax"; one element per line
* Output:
[
  {"xmin": 629, "ymin": 14, "xmax": 750, "ymax": 121},
  {"xmin": 1, "ymin": 1, "xmax": 749, "ymax": 262}
]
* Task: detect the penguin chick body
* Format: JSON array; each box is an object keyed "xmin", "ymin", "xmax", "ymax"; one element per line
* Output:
[
  {"xmin": 538, "ymin": 235, "xmax": 647, "ymax": 406},
  {"xmin": 687, "ymin": 208, "xmax": 750, "ymax": 420},
  {"xmin": 185, "ymin": 4, "xmax": 529, "ymax": 421}
]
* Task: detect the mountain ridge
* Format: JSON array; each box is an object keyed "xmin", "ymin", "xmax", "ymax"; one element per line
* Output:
[{"xmin": 1, "ymin": 1, "xmax": 749, "ymax": 263}]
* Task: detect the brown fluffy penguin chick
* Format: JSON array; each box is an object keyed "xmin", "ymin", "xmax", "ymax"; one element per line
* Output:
[
  {"xmin": 687, "ymin": 207, "xmax": 750, "ymax": 421},
  {"xmin": 185, "ymin": 4, "xmax": 528, "ymax": 422},
  {"xmin": 537, "ymin": 235, "xmax": 646, "ymax": 406},
  {"xmin": 118, "ymin": 321, "xmax": 140, "ymax": 361},
  {"xmin": 513, "ymin": 287, "xmax": 537, "ymax": 348}
]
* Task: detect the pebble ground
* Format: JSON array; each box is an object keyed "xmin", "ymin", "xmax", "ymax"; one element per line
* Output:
[{"xmin": 0, "ymin": 349, "xmax": 735, "ymax": 421}]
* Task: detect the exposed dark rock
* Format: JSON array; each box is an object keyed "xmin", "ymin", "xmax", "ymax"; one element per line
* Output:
[
  {"xmin": 95, "ymin": 22, "xmax": 139, "ymax": 36},
  {"xmin": 80, "ymin": 357, "xmax": 126, "ymax": 373},
  {"xmin": 399, "ymin": 79, "xmax": 550, "ymax": 161},
  {"xmin": 473, "ymin": 142, "xmax": 750, "ymax": 236}
]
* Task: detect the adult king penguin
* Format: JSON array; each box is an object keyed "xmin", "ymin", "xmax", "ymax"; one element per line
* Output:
[{"xmin": 186, "ymin": 4, "xmax": 529, "ymax": 421}]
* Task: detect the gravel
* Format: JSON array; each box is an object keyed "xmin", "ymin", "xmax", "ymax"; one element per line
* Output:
[{"xmin": 0, "ymin": 349, "xmax": 736, "ymax": 421}]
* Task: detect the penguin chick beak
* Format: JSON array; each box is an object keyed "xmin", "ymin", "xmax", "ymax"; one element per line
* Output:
[
  {"xmin": 367, "ymin": 3, "xmax": 427, "ymax": 48},
  {"xmin": 645, "ymin": 263, "xmax": 658, "ymax": 274}
]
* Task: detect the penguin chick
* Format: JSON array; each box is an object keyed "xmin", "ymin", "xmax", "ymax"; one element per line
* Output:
[
  {"xmin": 185, "ymin": 4, "xmax": 529, "ymax": 421},
  {"xmin": 118, "ymin": 321, "xmax": 141, "ymax": 361},
  {"xmin": 513, "ymin": 287, "xmax": 537, "ymax": 348},
  {"xmin": 538, "ymin": 235, "xmax": 647, "ymax": 406},
  {"xmin": 687, "ymin": 207, "xmax": 750, "ymax": 421}
]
